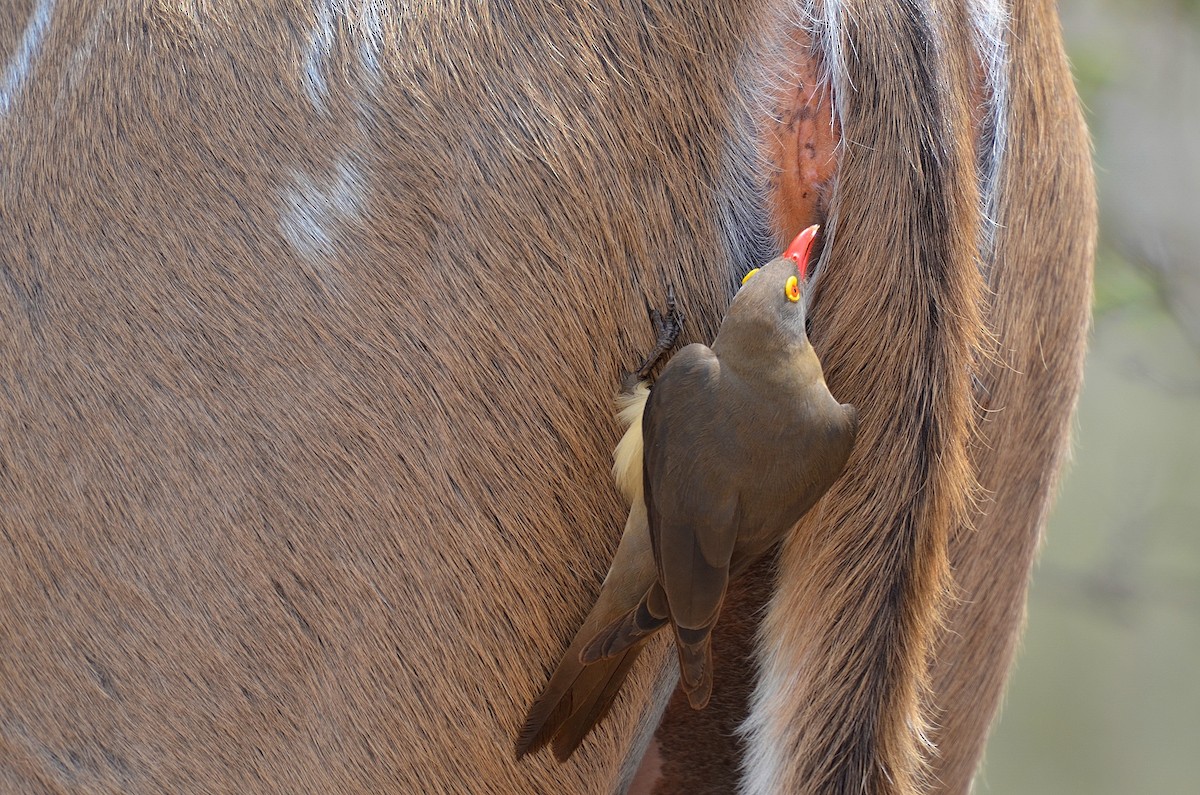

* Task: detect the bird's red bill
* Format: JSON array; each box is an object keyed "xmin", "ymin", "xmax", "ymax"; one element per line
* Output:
[{"xmin": 784, "ymin": 224, "xmax": 820, "ymax": 280}]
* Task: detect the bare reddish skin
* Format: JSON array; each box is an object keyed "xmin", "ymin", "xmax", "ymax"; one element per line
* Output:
[{"xmin": 762, "ymin": 31, "xmax": 840, "ymax": 247}]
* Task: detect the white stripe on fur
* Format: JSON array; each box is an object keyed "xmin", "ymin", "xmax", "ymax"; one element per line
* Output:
[{"xmin": 1, "ymin": 0, "xmax": 57, "ymax": 117}]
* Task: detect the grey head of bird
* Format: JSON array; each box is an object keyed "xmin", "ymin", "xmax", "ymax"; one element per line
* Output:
[{"xmin": 713, "ymin": 224, "xmax": 820, "ymax": 362}]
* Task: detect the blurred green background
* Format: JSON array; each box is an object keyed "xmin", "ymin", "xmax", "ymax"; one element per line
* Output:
[{"xmin": 977, "ymin": 1, "xmax": 1200, "ymax": 793}]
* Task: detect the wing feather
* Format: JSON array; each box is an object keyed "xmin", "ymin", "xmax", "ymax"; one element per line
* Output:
[{"xmin": 641, "ymin": 344, "xmax": 738, "ymax": 632}]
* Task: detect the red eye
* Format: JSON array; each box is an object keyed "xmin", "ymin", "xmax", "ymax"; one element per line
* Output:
[{"xmin": 785, "ymin": 276, "xmax": 800, "ymax": 303}]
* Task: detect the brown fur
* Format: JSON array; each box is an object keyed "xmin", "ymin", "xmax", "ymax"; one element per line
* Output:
[
  {"xmin": 741, "ymin": 1, "xmax": 986, "ymax": 790},
  {"xmin": 929, "ymin": 2, "xmax": 1096, "ymax": 790},
  {"xmin": 648, "ymin": 2, "xmax": 1095, "ymax": 793},
  {"xmin": 0, "ymin": 1, "xmax": 1092, "ymax": 793}
]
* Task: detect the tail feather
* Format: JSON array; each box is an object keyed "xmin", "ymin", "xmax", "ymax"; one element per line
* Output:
[
  {"xmin": 549, "ymin": 646, "xmax": 644, "ymax": 761},
  {"xmin": 579, "ymin": 582, "xmax": 669, "ymax": 664},
  {"xmin": 515, "ymin": 383, "xmax": 657, "ymax": 759},
  {"xmin": 516, "ymin": 640, "xmax": 647, "ymax": 760}
]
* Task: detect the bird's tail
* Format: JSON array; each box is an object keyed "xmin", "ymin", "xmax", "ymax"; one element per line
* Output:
[
  {"xmin": 515, "ymin": 636, "xmax": 648, "ymax": 761},
  {"xmin": 579, "ymin": 582, "xmax": 669, "ymax": 664},
  {"xmin": 515, "ymin": 381, "xmax": 658, "ymax": 760}
]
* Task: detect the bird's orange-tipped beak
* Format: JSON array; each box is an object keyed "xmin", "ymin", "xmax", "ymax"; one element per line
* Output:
[{"xmin": 784, "ymin": 224, "xmax": 820, "ymax": 280}]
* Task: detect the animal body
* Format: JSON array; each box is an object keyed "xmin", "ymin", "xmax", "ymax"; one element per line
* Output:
[
  {"xmin": 0, "ymin": 2, "xmax": 1093, "ymax": 793},
  {"xmin": 519, "ymin": 226, "xmax": 857, "ymax": 759}
]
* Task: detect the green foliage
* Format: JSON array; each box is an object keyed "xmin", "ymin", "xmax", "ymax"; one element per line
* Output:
[{"xmin": 1092, "ymin": 244, "xmax": 1160, "ymax": 317}]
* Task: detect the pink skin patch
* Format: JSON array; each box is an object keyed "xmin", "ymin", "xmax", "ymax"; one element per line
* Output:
[
  {"xmin": 761, "ymin": 28, "xmax": 840, "ymax": 256},
  {"xmin": 783, "ymin": 224, "xmax": 820, "ymax": 280}
]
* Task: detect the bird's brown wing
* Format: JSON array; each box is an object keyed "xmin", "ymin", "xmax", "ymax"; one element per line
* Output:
[{"xmin": 641, "ymin": 345, "xmax": 739, "ymax": 702}]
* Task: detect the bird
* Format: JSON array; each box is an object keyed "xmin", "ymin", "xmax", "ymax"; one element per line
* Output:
[{"xmin": 516, "ymin": 225, "xmax": 858, "ymax": 761}]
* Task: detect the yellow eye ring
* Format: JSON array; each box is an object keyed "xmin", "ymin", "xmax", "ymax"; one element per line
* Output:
[
  {"xmin": 741, "ymin": 268, "xmax": 760, "ymax": 286},
  {"xmin": 785, "ymin": 275, "xmax": 800, "ymax": 302}
]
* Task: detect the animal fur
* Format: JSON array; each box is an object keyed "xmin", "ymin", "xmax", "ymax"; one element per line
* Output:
[{"xmin": 0, "ymin": 1, "xmax": 1093, "ymax": 793}]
